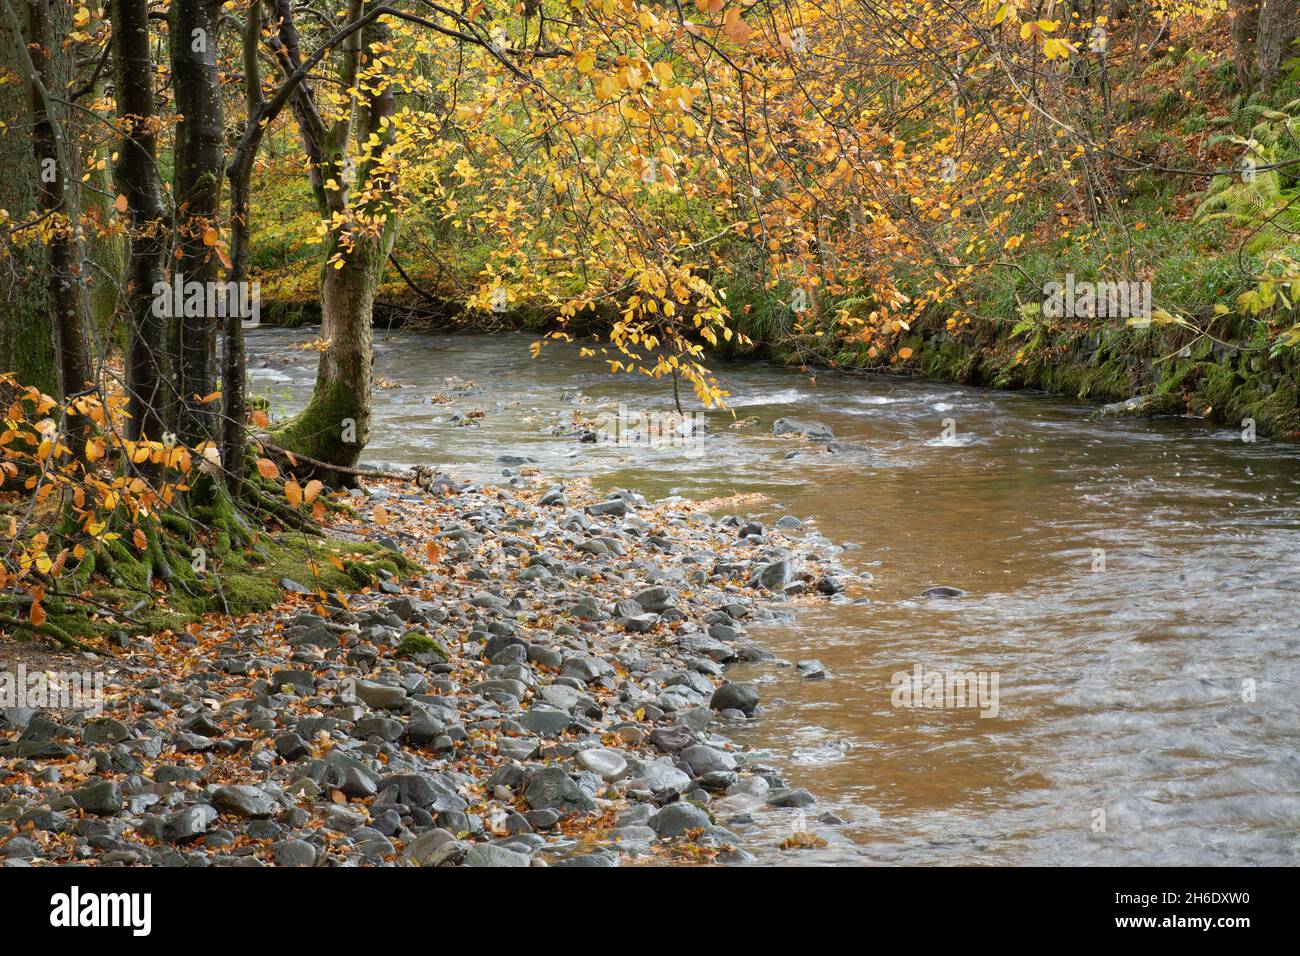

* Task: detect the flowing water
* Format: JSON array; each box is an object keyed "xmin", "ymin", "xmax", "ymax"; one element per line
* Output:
[{"xmin": 248, "ymin": 326, "xmax": 1300, "ymax": 865}]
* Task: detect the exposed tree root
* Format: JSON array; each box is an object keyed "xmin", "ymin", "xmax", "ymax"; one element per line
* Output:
[{"xmin": 0, "ymin": 613, "xmax": 108, "ymax": 654}]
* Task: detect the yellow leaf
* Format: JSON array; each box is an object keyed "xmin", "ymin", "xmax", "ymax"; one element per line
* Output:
[
  {"xmin": 575, "ymin": 50, "xmax": 596, "ymax": 74},
  {"xmin": 304, "ymin": 479, "xmax": 324, "ymax": 504},
  {"xmin": 285, "ymin": 479, "xmax": 303, "ymax": 508}
]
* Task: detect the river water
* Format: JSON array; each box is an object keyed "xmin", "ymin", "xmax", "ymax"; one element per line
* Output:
[{"xmin": 248, "ymin": 326, "xmax": 1300, "ymax": 865}]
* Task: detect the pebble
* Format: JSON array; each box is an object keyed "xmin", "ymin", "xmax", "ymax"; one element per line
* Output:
[{"xmin": 0, "ymin": 476, "xmax": 848, "ymax": 867}]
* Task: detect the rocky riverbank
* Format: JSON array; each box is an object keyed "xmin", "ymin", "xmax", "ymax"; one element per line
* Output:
[{"xmin": 0, "ymin": 470, "xmax": 857, "ymax": 866}]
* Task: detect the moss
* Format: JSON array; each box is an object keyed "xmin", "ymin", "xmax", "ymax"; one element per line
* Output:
[
  {"xmin": 268, "ymin": 374, "xmax": 367, "ymax": 469},
  {"xmin": 8, "ymin": 531, "xmax": 419, "ymax": 643},
  {"xmin": 394, "ymin": 631, "xmax": 448, "ymax": 660}
]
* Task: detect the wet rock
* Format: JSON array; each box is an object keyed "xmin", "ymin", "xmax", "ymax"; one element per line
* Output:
[
  {"xmin": 796, "ymin": 659, "xmax": 829, "ymax": 680},
  {"xmin": 920, "ymin": 586, "xmax": 965, "ymax": 599},
  {"xmin": 710, "ymin": 682, "xmax": 760, "ymax": 716},
  {"xmin": 553, "ymin": 848, "xmax": 620, "ymax": 867},
  {"xmin": 1093, "ymin": 393, "xmax": 1184, "ymax": 420},
  {"xmin": 767, "ymin": 787, "xmax": 816, "ymax": 808},
  {"xmin": 772, "ymin": 418, "xmax": 836, "ymax": 442},
  {"xmin": 463, "ymin": 844, "xmax": 531, "ymax": 867}
]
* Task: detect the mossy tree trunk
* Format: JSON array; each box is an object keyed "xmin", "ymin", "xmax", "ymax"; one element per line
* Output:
[
  {"xmin": 0, "ymin": 10, "xmax": 55, "ymax": 395},
  {"xmin": 268, "ymin": 5, "xmax": 398, "ymax": 473},
  {"xmin": 2, "ymin": 0, "xmax": 94, "ymax": 415}
]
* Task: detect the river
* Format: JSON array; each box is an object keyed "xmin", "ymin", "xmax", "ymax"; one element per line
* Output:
[{"xmin": 248, "ymin": 325, "xmax": 1300, "ymax": 865}]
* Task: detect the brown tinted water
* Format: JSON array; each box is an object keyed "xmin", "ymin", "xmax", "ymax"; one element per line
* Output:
[{"xmin": 249, "ymin": 326, "xmax": 1300, "ymax": 865}]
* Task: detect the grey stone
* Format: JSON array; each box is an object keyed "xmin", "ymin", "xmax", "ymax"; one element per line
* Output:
[
  {"xmin": 212, "ymin": 785, "xmax": 276, "ymax": 819},
  {"xmin": 524, "ymin": 766, "xmax": 597, "ymax": 815},
  {"xmin": 767, "ymin": 787, "xmax": 816, "ymax": 808},
  {"xmin": 679, "ymin": 744, "xmax": 738, "ymax": 776},
  {"xmin": 71, "ymin": 780, "xmax": 123, "ymax": 816},
  {"xmin": 629, "ymin": 758, "xmax": 691, "ymax": 795},
  {"xmin": 463, "ymin": 843, "xmax": 531, "ymax": 867},
  {"xmin": 653, "ymin": 802, "xmax": 712, "ymax": 837},
  {"xmin": 519, "ymin": 706, "xmax": 571, "ymax": 736},
  {"xmin": 576, "ymin": 748, "xmax": 628, "ymax": 782},
  {"xmin": 272, "ymin": 839, "xmax": 317, "ymax": 867},
  {"xmin": 710, "ymin": 683, "xmax": 759, "ymax": 715},
  {"xmin": 796, "ymin": 659, "xmax": 829, "ymax": 679},
  {"xmin": 350, "ymin": 680, "xmax": 407, "ymax": 709},
  {"xmin": 920, "ymin": 585, "xmax": 965, "ymax": 599}
]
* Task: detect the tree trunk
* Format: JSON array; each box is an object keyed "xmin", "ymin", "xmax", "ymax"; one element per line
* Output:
[
  {"xmin": 221, "ymin": 0, "xmax": 264, "ymax": 495},
  {"xmin": 111, "ymin": 0, "xmax": 168, "ymax": 444},
  {"xmin": 1231, "ymin": 0, "xmax": 1260, "ymax": 91},
  {"xmin": 0, "ymin": 6, "xmax": 55, "ymax": 396},
  {"xmin": 169, "ymin": 0, "xmax": 226, "ymax": 448},
  {"xmin": 1256, "ymin": 0, "xmax": 1300, "ymax": 89},
  {"xmin": 270, "ymin": 12, "xmax": 398, "ymax": 474},
  {"xmin": 6, "ymin": 0, "xmax": 94, "ymax": 409}
]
